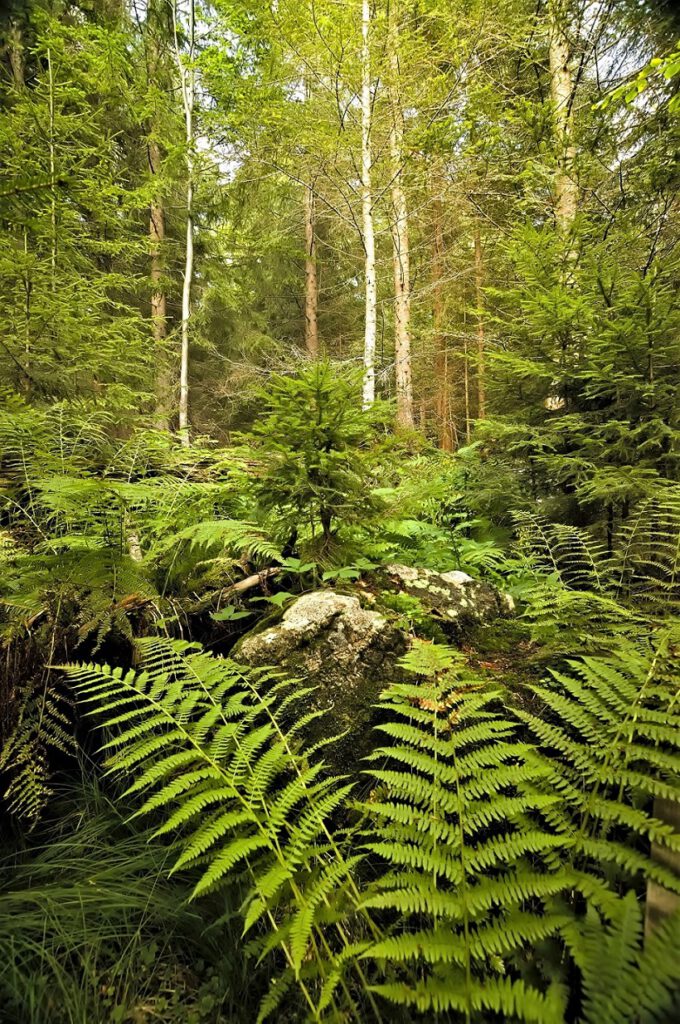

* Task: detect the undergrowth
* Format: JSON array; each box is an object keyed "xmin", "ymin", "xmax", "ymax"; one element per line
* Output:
[
  {"xmin": 0, "ymin": 775, "xmax": 257, "ymax": 1024},
  {"xmin": 59, "ymin": 633, "xmax": 680, "ymax": 1023}
]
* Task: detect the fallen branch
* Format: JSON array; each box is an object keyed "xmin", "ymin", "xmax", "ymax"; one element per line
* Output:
[{"xmin": 219, "ymin": 567, "xmax": 281, "ymax": 599}]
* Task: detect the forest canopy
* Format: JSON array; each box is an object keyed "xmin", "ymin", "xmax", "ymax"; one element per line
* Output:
[{"xmin": 1, "ymin": 0, "xmax": 680, "ymax": 1022}]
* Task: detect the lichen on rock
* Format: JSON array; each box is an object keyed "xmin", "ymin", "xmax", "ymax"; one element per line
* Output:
[
  {"xmin": 231, "ymin": 568, "xmax": 513, "ymax": 770},
  {"xmin": 232, "ymin": 590, "xmax": 408, "ymax": 768},
  {"xmin": 375, "ymin": 563, "xmax": 514, "ymax": 631}
]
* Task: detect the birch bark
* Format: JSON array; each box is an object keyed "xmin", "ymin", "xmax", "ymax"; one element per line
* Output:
[
  {"xmin": 173, "ymin": 0, "xmax": 195, "ymax": 445},
  {"xmin": 361, "ymin": 0, "xmax": 377, "ymax": 409},
  {"xmin": 387, "ymin": 1, "xmax": 414, "ymax": 429}
]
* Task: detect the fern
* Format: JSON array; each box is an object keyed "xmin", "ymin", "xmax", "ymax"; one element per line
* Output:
[
  {"xmin": 614, "ymin": 487, "xmax": 680, "ymax": 613},
  {"xmin": 562, "ymin": 892, "xmax": 680, "ymax": 1023},
  {"xmin": 514, "ymin": 494, "xmax": 680, "ymax": 620},
  {"xmin": 514, "ymin": 512, "xmax": 613, "ymax": 591},
  {"xmin": 1, "ymin": 546, "xmax": 160, "ymax": 652},
  {"xmin": 65, "ymin": 638, "xmax": 369, "ymax": 1022},
  {"xmin": 357, "ymin": 641, "xmax": 573, "ymax": 1021},
  {"xmin": 0, "ymin": 676, "xmax": 75, "ymax": 826},
  {"xmin": 64, "ymin": 635, "xmax": 680, "ymax": 1021},
  {"xmin": 516, "ymin": 636, "xmax": 680, "ymax": 896},
  {"xmin": 152, "ymin": 518, "xmax": 279, "ymax": 562}
]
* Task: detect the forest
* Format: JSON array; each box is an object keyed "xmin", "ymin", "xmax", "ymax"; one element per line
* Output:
[{"xmin": 1, "ymin": 0, "xmax": 680, "ymax": 1021}]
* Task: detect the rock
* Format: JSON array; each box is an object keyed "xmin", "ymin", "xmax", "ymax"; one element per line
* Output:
[
  {"xmin": 231, "ymin": 569, "xmax": 513, "ymax": 770},
  {"xmin": 232, "ymin": 590, "xmax": 408, "ymax": 769},
  {"xmin": 379, "ymin": 563, "xmax": 514, "ymax": 631}
]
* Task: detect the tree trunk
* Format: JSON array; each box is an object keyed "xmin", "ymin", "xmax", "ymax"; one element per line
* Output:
[
  {"xmin": 463, "ymin": 333, "xmax": 471, "ymax": 443},
  {"xmin": 361, "ymin": 0, "xmax": 377, "ymax": 409},
  {"xmin": 147, "ymin": 0, "xmax": 172, "ymax": 430},
  {"xmin": 47, "ymin": 47, "xmax": 57, "ymax": 292},
  {"xmin": 548, "ymin": 0, "xmax": 577, "ymax": 411},
  {"xmin": 303, "ymin": 181, "xmax": 319, "ymax": 357},
  {"xmin": 645, "ymin": 798, "xmax": 680, "ymax": 937},
  {"xmin": 549, "ymin": 0, "xmax": 577, "ymax": 235},
  {"xmin": 433, "ymin": 191, "xmax": 454, "ymax": 451},
  {"xmin": 179, "ymin": 174, "xmax": 193, "ymax": 445},
  {"xmin": 387, "ymin": 1, "xmax": 414, "ymax": 430},
  {"xmin": 474, "ymin": 222, "xmax": 486, "ymax": 419},
  {"xmin": 7, "ymin": 19, "xmax": 24, "ymax": 89},
  {"xmin": 148, "ymin": 137, "xmax": 171, "ymax": 428},
  {"xmin": 174, "ymin": 0, "xmax": 195, "ymax": 446}
]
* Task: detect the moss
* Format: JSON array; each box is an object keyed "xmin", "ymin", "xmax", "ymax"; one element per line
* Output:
[
  {"xmin": 375, "ymin": 590, "xmax": 448, "ymax": 643},
  {"xmin": 464, "ymin": 617, "xmax": 532, "ymax": 657}
]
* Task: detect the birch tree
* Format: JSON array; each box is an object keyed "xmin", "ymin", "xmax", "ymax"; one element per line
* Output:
[
  {"xmin": 473, "ymin": 221, "xmax": 486, "ymax": 419},
  {"xmin": 549, "ymin": 0, "xmax": 578, "ymax": 234},
  {"xmin": 302, "ymin": 68, "xmax": 320, "ymax": 359},
  {"xmin": 361, "ymin": 0, "xmax": 377, "ymax": 409},
  {"xmin": 387, "ymin": 0, "xmax": 414, "ymax": 429},
  {"xmin": 147, "ymin": 0, "xmax": 171, "ymax": 429},
  {"xmin": 173, "ymin": 0, "xmax": 195, "ymax": 446}
]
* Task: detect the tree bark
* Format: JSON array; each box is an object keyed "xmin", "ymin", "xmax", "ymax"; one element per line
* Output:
[
  {"xmin": 147, "ymin": 0, "xmax": 172, "ymax": 430},
  {"xmin": 433, "ymin": 191, "xmax": 454, "ymax": 451},
  {"xmin": 7, "ymin": 19, "xmax": 24, "ymax": 89},
  {"xmin": 303, "ymin": 181, "xmax": 319, "ymax": 357},
  {"xmin": 463, "ymin": 333, "xmax": 471, "ymax": 443},
  {"xmin": 548, "ymin": 0, "xmax": 577, "ymax": 412},
  {"xmin": 46, "ymin": 47, "xmax": 57, "ymax": 292},
  {"xmin": 148, "ymin": 137, "xmax": 172, "ymax": 427},
  {"xmin": 173, "ymin": 0, "xmax": 195, "ymax": 446},
  {"xmin": 361, "ymin": 0, "xmax": 377, "ymax": 409},
  {"xmin": 645, "ymin": 798, "xmax": 680, "ymax": 937},
  {"xmin": 474, "ymin": 222, "xmax": 486, "ymax": 419},
  {"xmin": 549, "ymin": 0, "xmax": 578, "ymax": 234},
  {"xmin": 387, "ymin": 1, "xmax": 414, "ymax": 430}
]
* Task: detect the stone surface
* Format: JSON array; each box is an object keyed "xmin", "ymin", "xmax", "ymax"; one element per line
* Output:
[
  {"xmin": 232, "ymin": 570, "xmax": 513, "ymax": 770},
  {"xmin": 232, "ymin": 590, "xmax": 408, "ymax": 768},
  {"xmin": 378, "ymin": 563, "xmax": 514, "ymax": 630}
]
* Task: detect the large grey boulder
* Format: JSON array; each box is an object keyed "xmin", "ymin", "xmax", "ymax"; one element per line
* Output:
[
  {"xmin": 232, "ymin": 590, "xmax": 408, "ymax": 768},
  {"xmin": 232, "ymin": 571, "xmax": 513, "ymax": 769},
  {"xmin": 377, "ymin": 564, "xmax": 514, "ymax": 631}
]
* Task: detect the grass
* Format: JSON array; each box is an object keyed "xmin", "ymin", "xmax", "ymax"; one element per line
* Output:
[{"xmin": 0, "ymin": 773, "xmax": 258, "ymax": 1024}]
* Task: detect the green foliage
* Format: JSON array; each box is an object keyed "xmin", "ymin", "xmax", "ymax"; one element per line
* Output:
[
  {"xmin": 565, "ymin": 892, "xmax": 680, "ymax": 1023},
  {"xmin": 518, "ymin": 639, "xmax": 680, "ymax": 896},
  {"xmin": 64, "ymin": 635, "xmax": 680, "ymax": 1022},
  {"xmin": 359, "ymin": 646, "xmax": 570, "ymax": 1021},
  {"xmin": 1, "ymin": 0, "xmax": 680, "ymax": 1019},
  {"xmin": 65, "ymin": 637, "xmax": 365, "ymax": 1020},
  {"xmin": 249, "ymin": 361, "xmax": 389, "ymax": 550},
  {"xmin": 0, "ymin": 778, "xmax": 255, "ymax": 1024},
  {"xmin": 599, "ymin": 41, "xmax": 680, "ymax": 114},
  {"xmin": 378, "ymin": 591, "xmax": 447, "ymax": 642},
  {"xmin": 512, "ymin": 500, "xmax": 680, "ymax": 652},
  {"xmin": 0, "ymin": 676, "xmax": 74, "ymax": 827},
  {"xmin": 0, "ymin": 13, "xmax": 153, "ymax": 407}
]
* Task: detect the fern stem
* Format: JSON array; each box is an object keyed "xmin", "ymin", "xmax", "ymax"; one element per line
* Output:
[
  {"xmin": 451, "ymin": 719, "xmax": 472, "ymax": 1024},
  {"xmin": 239, "ymin": 669, "xmax": 385, "ymax": 1023}
]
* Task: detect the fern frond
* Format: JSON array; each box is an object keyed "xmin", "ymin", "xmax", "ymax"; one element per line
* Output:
[
  {"xmin": 0, "ymin": 676, "xmax": 75, "ymax": 826},
  {"xmin": 517, "ymin": 638, "xmax": 680, "ymax": 891},
  {"xmin": 65, "ymin": 639, "xmax": 366, "ymax": 1020},
  {"xmin": 359, "ymin": 643, "xmax": 574, "ymax": 1021}
]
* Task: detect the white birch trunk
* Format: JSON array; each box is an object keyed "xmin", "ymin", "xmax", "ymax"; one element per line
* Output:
[
  {"xmin": 549, "ymin": 0, "xmax": 578, "ymax": 234},
  {"xmin": 474, "ymin": 223, "xmax": 486, "ymax": 419},
  {"xmin": 361, "ymin": 0, "xmax": 377, "ymax": 409},
  {"xmin": 387, "ymin": 2, "xmax": 414, "ymax": 430},
  {"xmin": 174, "ymin": 0, "xmax": 195, "ymax": 446}
]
